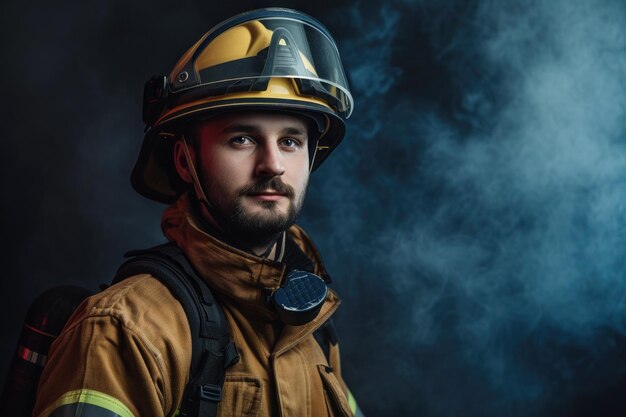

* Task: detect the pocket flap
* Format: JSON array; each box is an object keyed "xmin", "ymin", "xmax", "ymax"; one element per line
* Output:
[
  {"xmin": 317, "ymin": 365, "xmax": 353, "ymax": 417},
  {"xmin": 217, "ymin": 375, "xmax": 262, "ymax": 417}
]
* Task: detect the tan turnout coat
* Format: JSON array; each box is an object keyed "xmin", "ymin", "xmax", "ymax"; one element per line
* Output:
[{"xmin": 33, "ymin": 194, "xmax": 354, "ymax": 417}]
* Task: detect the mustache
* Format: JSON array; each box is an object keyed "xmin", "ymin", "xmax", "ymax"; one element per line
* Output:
[{"xmin": 238, "ymin": 177, "xmax": 295, "ymax": 199}]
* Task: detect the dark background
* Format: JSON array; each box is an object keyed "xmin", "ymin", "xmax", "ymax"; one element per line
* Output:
[{"xmin": 3, "ymin": 0, "xmax": 626, "ymax": 416}]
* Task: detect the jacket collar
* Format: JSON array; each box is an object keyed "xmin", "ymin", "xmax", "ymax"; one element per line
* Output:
[{"xmin": 161, "ymin": 194, "xmax": 339, "ymax": 326}]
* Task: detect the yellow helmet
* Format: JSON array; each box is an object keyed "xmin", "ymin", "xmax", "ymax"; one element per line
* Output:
[{"xmin": 132, "ymin": 8, "xmax": 353, "ymax": 203}]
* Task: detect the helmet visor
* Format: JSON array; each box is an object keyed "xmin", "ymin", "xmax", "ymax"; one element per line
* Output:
[{"xmin": 170, "ymin": 17, "xmax": 353, "ymax": 119}]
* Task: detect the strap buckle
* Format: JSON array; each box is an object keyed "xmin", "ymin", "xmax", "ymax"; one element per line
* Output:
[{"xmin": 199, "ymin": 384, "xmax": 222, "ymax": 402}]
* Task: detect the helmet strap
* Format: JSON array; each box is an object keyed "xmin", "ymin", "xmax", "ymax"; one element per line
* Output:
[
  {"xmin": 180, "ymin": 135, "xmax": 213, "ymax": 212},
  {"xmin": 309, "ymin": 139, "xmax": 320, "ymax": 174},
  {"xmin": 308, "ymin": 114, "xmax": 331, "ymax": 172},
  {"xmin": 180, "ymin": 136, "xmax": 239, "ymax": 239}
]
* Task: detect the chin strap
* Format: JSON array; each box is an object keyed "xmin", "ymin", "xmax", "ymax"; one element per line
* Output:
[
  {"xmin": 180, "ymin": 135, "xmax": 214, "ymax": 212},
  {"xmin": 179, "ymin": 135, "xmax": 233, "ymax": 237},
  {"xmin": 309, "ymin": 139, "xmax": 321, "ymax": 174},
  {"xmin": 309, "ymin": 114, "xmax": 331, "ymax": 173}
]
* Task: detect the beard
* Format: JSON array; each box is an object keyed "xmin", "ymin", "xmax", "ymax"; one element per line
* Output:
[{"xmin": 212, "ymin": 177, "xmax": 307, "ymax": 246}]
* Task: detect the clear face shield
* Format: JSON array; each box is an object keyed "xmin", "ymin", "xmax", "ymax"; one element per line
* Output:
[{"xmin": 164, "ymin": 16, "xmax": 353, "ymax": 120}]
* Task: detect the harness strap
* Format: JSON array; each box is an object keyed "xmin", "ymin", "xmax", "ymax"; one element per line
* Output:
[
  {"xmin": 113, "ymin": 242, "xmax": 239, "ymax": 417},
  {"xmin": 314, "ymin": 319, "xmax": 339, "ymax": 364}
]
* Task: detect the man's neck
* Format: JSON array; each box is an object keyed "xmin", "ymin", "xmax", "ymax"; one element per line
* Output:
[{"xmin": 191, "ymin": 198, "xmax": 283, "ymax": 259}]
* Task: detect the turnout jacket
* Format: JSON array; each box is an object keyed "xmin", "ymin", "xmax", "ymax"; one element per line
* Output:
[{"xmin": 32, "ymin": 194, "xmax": 355, "ymax": 417}]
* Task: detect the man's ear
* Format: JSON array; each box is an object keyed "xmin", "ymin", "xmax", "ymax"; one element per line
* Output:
[{"xmin": 173, "ymin": 140, "xmax": 195, "ymax": 184}]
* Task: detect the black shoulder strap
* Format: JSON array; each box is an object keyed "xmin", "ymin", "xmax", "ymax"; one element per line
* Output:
[
  {"xmin": 313, "ymin": 318, "xmax": 340, "ymax": 364},
  {"xmin": 113, "ymin": 242, "xmax": 239, "ymax": 417}
]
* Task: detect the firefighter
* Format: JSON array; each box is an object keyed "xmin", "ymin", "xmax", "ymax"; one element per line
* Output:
[{"xmin": 32, "ymin": 8, "xmax": 362, "ymax": 417}]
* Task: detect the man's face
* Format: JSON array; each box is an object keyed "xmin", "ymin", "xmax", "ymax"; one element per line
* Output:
[{"xmin": 192, "ymin": 111, "xmax": 311, "ymax": 239}]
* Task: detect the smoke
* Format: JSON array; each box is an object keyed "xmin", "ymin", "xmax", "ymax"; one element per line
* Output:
[{"xmin": 301, "ymin": 0, "xmax": 626, "ymax": 415}]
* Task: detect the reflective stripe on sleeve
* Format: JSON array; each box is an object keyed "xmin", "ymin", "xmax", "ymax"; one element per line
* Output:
[
  {"xmin": 41, "ymin": 390, "xmax": 135, "ymax": 417},
  {"xmin": 347, "ymin": 389, "xmax": 365, "ymax": 417}
]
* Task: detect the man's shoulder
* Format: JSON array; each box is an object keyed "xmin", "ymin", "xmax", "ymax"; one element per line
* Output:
[
  {"xmin": 35, "ymin": 274, "xmax": 192, "ymax": 417},
  {"xmin": 64, "ymin": 274, "xmax": 187, "ymax": 337}
]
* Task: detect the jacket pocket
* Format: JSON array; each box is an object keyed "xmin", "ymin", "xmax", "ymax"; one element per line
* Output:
[
  {"xmin": 217, "ymin": 375, "xmax": 262, "ymax": 417},
  {"xmin": 317, "ymin": 365, "xmax": 353, "ymax": 417}
]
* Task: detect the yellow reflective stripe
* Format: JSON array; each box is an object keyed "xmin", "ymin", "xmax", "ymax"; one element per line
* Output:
[
  {"xmin": 347, "ymin": 389, "xmax": 358, "ymax": 415},
  {"xmin": 40, "ymin": 389, "xmax": 135, "ymax": 417}
]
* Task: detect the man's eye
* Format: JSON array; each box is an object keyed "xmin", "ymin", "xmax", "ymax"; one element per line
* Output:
[
  {"xmin": 281, "ymin": 138, "xmax": 301, "ymax": 148},
  {"xmin": 230, "ymin": 136, "xmax": 254, "ymax": 146}
]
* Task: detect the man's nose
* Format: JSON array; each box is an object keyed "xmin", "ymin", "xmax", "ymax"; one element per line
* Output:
[{"xmin": 255, "ymin": 142, "xmax": 285, "ymax": 177}]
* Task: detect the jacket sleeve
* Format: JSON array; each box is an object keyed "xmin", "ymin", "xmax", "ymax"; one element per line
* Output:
[{"xmin": 32, "ymin": 276, "xmax": 191, "ymax": 417}]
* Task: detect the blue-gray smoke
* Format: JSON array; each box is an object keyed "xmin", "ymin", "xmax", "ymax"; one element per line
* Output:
[{"xmin": 300, "ymin": 0, "xmax": 626, "ymax": 415}]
